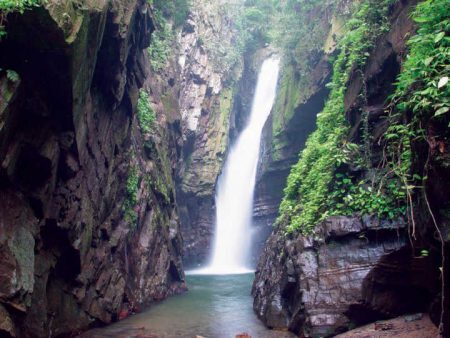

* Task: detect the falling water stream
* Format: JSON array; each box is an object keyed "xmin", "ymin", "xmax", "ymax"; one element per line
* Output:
[
  {"xmin": 195, "ymin": 57, "xmax": 280, "ymax": 275},
  {"xmin": 80, "ymin": 58, "xmax": 288, "ymax": 338}
]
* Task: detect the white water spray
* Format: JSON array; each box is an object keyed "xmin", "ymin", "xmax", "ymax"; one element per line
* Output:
[{"xmin": 192, "ymin": 57, "xmax": 280, "ymax": 275}]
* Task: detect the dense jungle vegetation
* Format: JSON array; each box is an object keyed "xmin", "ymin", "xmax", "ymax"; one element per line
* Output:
[{"xmin": 277, "ymin": 0, "xmax": 450, "ymax": 234}]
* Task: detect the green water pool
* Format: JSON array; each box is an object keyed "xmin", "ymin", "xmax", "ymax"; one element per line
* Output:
[{"xmin": 81, "ymin": 273, "xmax": 294, "ymax": 338}]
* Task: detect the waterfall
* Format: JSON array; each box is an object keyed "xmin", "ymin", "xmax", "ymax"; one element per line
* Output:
[{"xmin": 194, "ymin": 57, "xmax": 280, "ymax": 275}]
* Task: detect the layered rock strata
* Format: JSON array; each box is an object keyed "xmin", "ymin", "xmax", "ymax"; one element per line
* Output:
[{"xmin": 253, "ymin": 216, "xmax": 409, "ymax": 336}]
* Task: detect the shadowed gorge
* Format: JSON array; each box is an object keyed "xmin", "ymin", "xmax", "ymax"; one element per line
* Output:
[{"xmin": 0, "ymin": 0, "xmax": 448, "ymax": 337}]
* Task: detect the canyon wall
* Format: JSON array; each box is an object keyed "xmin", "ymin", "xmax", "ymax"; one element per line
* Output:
[
  {"xmin": 0, "ymin": 1, "xmax": 185, "ymax": 336},
  {"xmin": 173, "ymin": 2, "xmax": 237, "ymax": 267},
  {"xmin": 253, "ymin": 0, "xmax": 449, "ymax": 336}
]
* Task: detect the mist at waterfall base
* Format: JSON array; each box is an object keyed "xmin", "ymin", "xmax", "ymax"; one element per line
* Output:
[{"xmin": 191, "ymin": 57, "xmax": 280, "ymax": 275}]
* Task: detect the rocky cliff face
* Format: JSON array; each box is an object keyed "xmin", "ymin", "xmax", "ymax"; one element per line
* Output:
[
  {"xmin": 252, "ymin": 0, "xmax": 449, "ymax": 336},
  {"xmin": 253, "ymin": 216, "xmax": 410, "ymax": 336},
  {"xmin": 171, "ymin": 0, "xmax": 246, "ymax": 267},
  {"xmin": 0, "ymin": 1, "xmax": 185, "ymax": 337}
]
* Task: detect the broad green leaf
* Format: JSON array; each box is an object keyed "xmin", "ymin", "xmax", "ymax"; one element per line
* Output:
[
  {"xmin": 434, "ymin": 31, "xmax": 445, "ymax": 43},
  {"xmin": 438, "ymin": 76, "xmax": 448, "ymax": 89},
  {"xmin": 414, "ymin": 16, "xmax": 430, "ymax": 23},
  {"xmin": 435, "ymin": 106, "xmax": 449, "ymax": 117},
  {"xmin": 423, "ymin": 57, "xmax": 434, "ymax": 66},
  {"xmin": 396, "ymin": 102, "xmax": 406, "ymax": 110}
]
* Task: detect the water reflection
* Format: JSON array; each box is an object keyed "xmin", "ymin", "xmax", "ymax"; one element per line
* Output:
[{"xmin": 80, "ymin": 274, "xmax": 294, "ymax": 338}]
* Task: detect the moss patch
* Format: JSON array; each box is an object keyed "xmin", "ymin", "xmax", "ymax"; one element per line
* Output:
[{"xmin": 272, "ymin": 65, "xmax": 300, "ymax": 138}]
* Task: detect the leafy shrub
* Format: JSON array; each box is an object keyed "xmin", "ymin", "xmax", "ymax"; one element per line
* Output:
[
  {"xmin": 137, "ymin": 90, "xmax": 156, "ymax": 133},
  {"xmin": 389, "ymin": 0, "xmax": 449, "ymax": 122},
  {"xmin": 153, "ymin": 0, "xmax": 190, "ymax": 27},
  {"xmin": 5, "ymin": 69, "xmax": 19, "ymax": 82},
  {"xmin": 382, "ymin": 0, "xmax": 449, "ymax": 221},
  {"xmin": 279, "ymin": 0, "xmax": 450, "ymax": 234},
  {"xmin": 123, "ymin": 165, "xmax": 139, "ymax": 228},
  {"xmin": 0, "ymin": 0, "xmax": 42, "ymax": 39}
]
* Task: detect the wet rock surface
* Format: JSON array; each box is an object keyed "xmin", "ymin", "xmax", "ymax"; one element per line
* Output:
[
  {"xmin": 174, "ymin": 3, "xmax": 234, "ymax": 267},
  {"xmin": 0, "ymin": 1, "xmax": 185, "ymax": 336},
  {"xmin": 252, "ymin": 216, "xmax": 409, "ymax": 337}
]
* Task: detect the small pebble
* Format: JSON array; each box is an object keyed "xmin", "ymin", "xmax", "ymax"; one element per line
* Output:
[{"xmin": 404, "ymin": 313, "xmax": 423, "ymax": 322}]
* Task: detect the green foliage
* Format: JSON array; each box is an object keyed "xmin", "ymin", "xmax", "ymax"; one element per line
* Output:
[
  {"xmin": 421, "ymin": 249, "xmax": 429, "ymax": 257},
  {"xmin": 394, "ymin": 0, "xmax": 449, "ymax": 101},
  {"xmin": 5, "ymin": 69, "xmax": 19, "ymax": 82},
  {"xmin": 238, "ymin": 1, "xmax": 274, "ymax": 50},
  {"xmin": 146, "ymin": 173, "xmax": 170, "ymax": 205},
  {"xmin": 382, "ymin": 0, "xmax": 450, "ymax": 220},
  {"xmin": 279, "ymin": 0, "xmax": 449, "ymax": 234},
  {"xmin": 147, "ymin": 11, "xmax": 173, "ymax": 72},
  {"xmin": 389, "ymin": 0, "xmax": 449, "ymax": 120},
  {"xmin": 327, "ymin": 174, "xmax": 407, "ymax": 219},
  {"xmin": 147, "ymin": 0, "xmax": 191, "ymax": 71},
  {"xmin": 201, "ymin": 0, "xmax": 330, "ymax": 74},
  {"xmin": 137, "ymin": 90, "xmax": 156, "ymax": 133},
  {"xmin": 205, "ymin": 0, "xmax": 275, "ymax": 73},
  {"xmin": 123, "ymin": 165, "xmax": 139, "ymax": 228},
  {"xmin": 0, "ymin": 0, "xmax": 40, "ymax": 11},
  {"xmin": 153, "ymin": 0, "xmax": 190, "ymax": 27},
  {"xmin": 277, "ymin": 0, "xmax": 396, "ymax": 234},
  {"xmin": 0, "ymin": 0, "xmax": 42, "ymax": 39},
  {"xmin": 126, "ymin": 167, "xmax": 139, "ymax": 206},
  {"xmin": 271, "ymin": 0, "xmax": 335, "ymax": 76}
]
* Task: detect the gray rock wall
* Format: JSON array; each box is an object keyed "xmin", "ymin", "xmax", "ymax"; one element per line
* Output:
[{"xmin": 0, "ymin": 1, "xmax": 185, "ymax": 336}]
